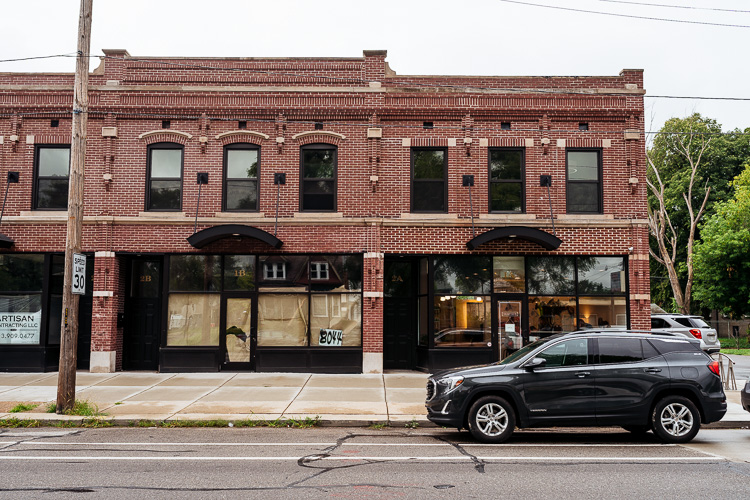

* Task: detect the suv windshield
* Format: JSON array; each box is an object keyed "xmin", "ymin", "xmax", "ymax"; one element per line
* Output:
[{"xmin": 495, "ymin": 336, "xmax": 557, "ymax": 365}]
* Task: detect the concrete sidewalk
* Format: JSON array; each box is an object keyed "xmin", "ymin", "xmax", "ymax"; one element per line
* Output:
[{"xmin": 0, "ymin": 371, "xmax": 747, "ymax": 427}]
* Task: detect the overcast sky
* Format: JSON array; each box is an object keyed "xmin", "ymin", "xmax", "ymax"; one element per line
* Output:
[{"xmin": 3, "ymin": 0, "xmax": 749, "ymax": 135}]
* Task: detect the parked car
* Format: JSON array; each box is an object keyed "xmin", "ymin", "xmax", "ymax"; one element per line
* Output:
[
  {"xmin": 651, "ymin": 313, "xmax": 721, "ymax": 353},
  {"xmin": 425, "ymin": 330, "xmax": 726, "ymax": 444},
  {"xmin": 742, "ymin": 377, "xmax": 750, "ymax": 413}
]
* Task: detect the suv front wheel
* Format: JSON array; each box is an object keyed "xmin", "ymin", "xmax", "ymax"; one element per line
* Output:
[
  {"xmin": 651, "ymin": 396, "xmax": 700, "ymax": 443},
  {"xmin": 468, "ymin": 395, "xmax": 516, "ymax": 443}
]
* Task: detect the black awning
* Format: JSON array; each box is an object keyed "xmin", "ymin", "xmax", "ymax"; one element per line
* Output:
[
  {"xmin": 466, "ymin": 226, "xmax": 561, "ymax": 251},
  {"xmin": 187, "ymin": 224, "xmax": 283, "ymax": 249},
  {"xmin": 0, "ymin": 233, "xmax": 14, "ymax": 249}
]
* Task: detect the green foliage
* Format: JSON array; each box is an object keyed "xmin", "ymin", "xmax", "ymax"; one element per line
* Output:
[
  {"xmin": 648, "ymin": 114, "xmax": 750, "ymax": 310},
  {"xmin": 693, "ymin": 165, "xmax": 750, "ymax": 318},
  {"xmin": 46, "ymin": 400, "xmax": 104, "ymax": 417},
  {"xmin": 369, "ymin": 422, "xmax": 390, "ymax": 430},
  {"xmin": 404, "ymin": 418, "xmax": 420, "ymax": 429},
  {"xmin": 0, "ymin": 418, "xmax": 41, "ymax": 428},
  {"xmin": 9, "ymin": 403, "xmax": 39, "ymax": 413},
  {"xmin": 126, "ymin": 416, "xmax": 321, "ymax": 428}
]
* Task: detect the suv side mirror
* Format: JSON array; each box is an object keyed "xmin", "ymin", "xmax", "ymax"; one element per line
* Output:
[{"xmin": 524, "ymin": 357, "xmax": 546, "ymax": 371}]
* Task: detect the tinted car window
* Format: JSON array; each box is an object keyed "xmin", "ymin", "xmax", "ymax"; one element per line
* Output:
[
  {"xmin": 689, "ymin": 317, "xmax": 710, "ymax": 328},
  {"xmin": 642, "ymin": 339, "xmax": 660, "ymax": 359},
  {"xmin": 537, "ymin": 338, "xmax": 588, "ymax": 367},
  {"xmin": 674, "ymin": 317, "xmax": 692, "ymax": 328},
  {"xmin": 648, "ymin": 338, "xmax": 700, "ymax": 354},
  {"xmin": 651, "ymin": 317, "xmax": 669, "ymax": 329},
  {"xmin": 598, "ymin": 337, "xmax": 643, "ymax": 364}
]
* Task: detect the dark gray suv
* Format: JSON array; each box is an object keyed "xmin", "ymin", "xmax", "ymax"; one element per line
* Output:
[{"xmin": 426, "ymin": 331, "xmax": 726, "ymax": 444}]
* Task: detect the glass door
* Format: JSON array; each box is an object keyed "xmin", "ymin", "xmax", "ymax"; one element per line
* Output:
[
  {"xmin": 496, "ymin": 296, "xmax": 527, "ymax": 359},
  {"xmin": 221, "ymin": 295, "xmax": 255, "ymax": 369}
]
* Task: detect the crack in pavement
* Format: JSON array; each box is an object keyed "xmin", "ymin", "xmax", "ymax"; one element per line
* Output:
[{"xmin": 433, "ymin": 434, "xmax": 486, "ymax": 473}]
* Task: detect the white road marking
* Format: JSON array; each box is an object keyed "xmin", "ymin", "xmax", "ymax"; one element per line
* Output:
[
  {"xmin": 14, "ymin": 441, "xmax": 676, "ymax": 448},
  {"xmin": 0, "ymin": 456, "xmax": 723, "ymax": 462}
]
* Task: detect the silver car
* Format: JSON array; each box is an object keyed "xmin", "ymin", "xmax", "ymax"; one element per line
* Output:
[{"xmin": 651, "ymin": 314, "xmax": 721, "ymax": 353}]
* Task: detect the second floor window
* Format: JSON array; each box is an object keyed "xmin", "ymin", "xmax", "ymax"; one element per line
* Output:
[
  {"xmin": 224, "ymin": 144, "xmax": 259, "ymax": 211},
  {"xmin": 310, "ymin": 262, "xmax": 329, "ymax": 280},
  {"xmin": 567, "ymin": 149, "xmax": 602, "ymax": 213},
  {"xmin": 301, "ymin": 144, "xmax": 336, "ymax": 211},
  {"xmin": 411, "ymin": 148, "xmax": 447, "ymax": 212},
  {"xmin": 489, "ymin": 149, "xmax": 524, "ymax": 213},
  {"xmin": 34, "ymin": 145, "xmax": 70, "ymax": 210},
  {"xmin": 264, "ymin": 263, "xmax": 286, "ymax": 280},
  {"xmin": 147, "ymin": 143, "xmax": 183, "ymax": 211}
]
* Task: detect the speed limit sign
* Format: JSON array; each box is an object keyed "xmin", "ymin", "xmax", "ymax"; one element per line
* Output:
[{"xmin": 72, "ymin": 253, "xmax": 86, "ymax": 295}]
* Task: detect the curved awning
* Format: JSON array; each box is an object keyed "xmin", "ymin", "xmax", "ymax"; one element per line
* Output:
[
  {"xmin": 187, "ymin": 224, "xmax": 283, "ymax": 249},
  {"xmin": 0, "ymin": 233, "xmax": 14, "ymax": 249},
  {"xmin": 466, "ymin": 226, "xmax": 562, "ymax": 251}
]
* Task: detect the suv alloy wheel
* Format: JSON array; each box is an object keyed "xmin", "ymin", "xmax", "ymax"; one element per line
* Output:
[
  {"xmin": 651, "ymin": 396, "xmax": 700, "ymax": 443},
  {"xmin": 468, "ymin": 395, "xmax": 516, "ymax": 443}
]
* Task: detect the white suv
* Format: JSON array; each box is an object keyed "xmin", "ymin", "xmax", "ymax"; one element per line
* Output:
[{"xmin": 651, "ymin": 314, "xmax": 721, "ymax": 353}]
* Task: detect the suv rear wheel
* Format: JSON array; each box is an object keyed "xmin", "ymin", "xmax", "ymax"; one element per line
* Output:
[
  {"xmin": 651, "ymin": 396, "xmax": 700, "ymax": 443},
  {"xmin": 468, "ymin": 395, "xmax": 515, "ymax": 443}
]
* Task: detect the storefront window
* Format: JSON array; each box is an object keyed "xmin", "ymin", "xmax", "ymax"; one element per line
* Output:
[
  {"xmin": 257, "ymin": 294, "xmax": 309, "ymax": 346},
  {"xmin": 258, "ymin": 256, "xmax": 308, "ymax": 292},
  {"xmin": 577, "ymin": 257, "xmax": 626, "ymax": 294},
  {"xmin": 434, "ymin": 256, "xmax": 491, "ymax": 295},
  {"xmin": 434, "ymin": 296, "xmax": 491, "ymax": 347},
  {"xmin": 309, "ymin": 255, "xmax": 362, "ymax": 292},
  {"xmin": 223, "ymin": 255, "xmax": 255, "ymax": 291},
  {"xmin": 578, "ymin": 296, "xmax": 627, "ymax": 328},
  {"xmin": 527, "ymin": 256, "xmax": 575, "ymax": 295},
  {"xmin": 166, "ymin": 294, "xmax": 220, "ymax": 346},
  {"xmin": 0, "ymin": 255, "xmax": 44, "ymax": 346},
  {"xmin": 309, "ymin": 294, "xmax": 362, "ymax": 347},
  {"xmin": 169, "ymin": 255, "xmax": 221, "ymax": 292},
  {"xmin": 528, "ymin": 296, "xmax": 576, "ymax": 337},
  {"xmin": 493, "ymin": 256, "xmax": 525, "ymax": 293}
]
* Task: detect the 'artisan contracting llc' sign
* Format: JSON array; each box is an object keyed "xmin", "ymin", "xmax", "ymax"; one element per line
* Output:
[{"xmin": 0, "ymin": 312, "xmax": 41, "ymax": 345}]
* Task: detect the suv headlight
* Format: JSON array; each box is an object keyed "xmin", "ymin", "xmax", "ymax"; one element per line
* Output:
[{"xmin": 437, "ymin": 375, "xmax": 464, "ymax": 394}]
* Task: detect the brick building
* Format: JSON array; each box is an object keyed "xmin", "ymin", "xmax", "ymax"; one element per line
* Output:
[{"xmin": 0, "ymin": 50, "xmax": 650, "ymax": 373}]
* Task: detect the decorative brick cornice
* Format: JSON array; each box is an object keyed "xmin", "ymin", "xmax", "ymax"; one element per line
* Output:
[{"xmin": 292, "ymin": 131, "xmax": 346, "ymax": 145}]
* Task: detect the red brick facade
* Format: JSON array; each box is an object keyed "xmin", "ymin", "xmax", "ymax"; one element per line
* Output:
[{"xmin": 0, "ymin": 50, "xmax": 649, "ymax": 372}]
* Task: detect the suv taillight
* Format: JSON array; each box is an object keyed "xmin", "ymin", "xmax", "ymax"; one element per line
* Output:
[
  {"xmin": 708, "ymin": 360, "xmax": 720, "ymax": 377},
  {"xmin": 689, "ymin": 328, "xmax": 702, "ymax": 339}
]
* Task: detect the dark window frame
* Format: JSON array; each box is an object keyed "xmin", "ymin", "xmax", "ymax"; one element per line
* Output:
[
  {"xmin": 488, "ymin": 147, "xmax": 525, "ymax": 213},
  {"xmin": 222, "ymin": 143, "xmax": 260, "ymax": 212},
  {"xmin": 411, "ymin": 147, "xmax": 448, "ymax": 213},
  {"xmin": 33, "ymin": 144, "xmax": 70, "ymax": 211},
  {"xmin": 300, "ymin": 143, "xmax": 337, "ymax": 212},
  {"xmin": 566, "ymin": 148, "xmax": 603, "ymax": 214},
  {"xmin": 146, "ymin": 142, "xmax": 184, "ymax": 212}
]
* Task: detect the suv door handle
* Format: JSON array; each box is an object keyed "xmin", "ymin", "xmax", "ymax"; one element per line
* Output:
[
  {"xmin": 574, "ymin": 371, "xmax": 591, "ymax": 378},
  {"xmin": 645, "ymin": 368, "xmax": 662, "ymax": 373}
]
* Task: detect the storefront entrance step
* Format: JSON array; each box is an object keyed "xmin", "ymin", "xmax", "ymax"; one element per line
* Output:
[
  {"xmin": 196, "ymin": 386, "xmax": 298, "ymax": 402},
  {"xmin": 295, "ymin": 387, "xmax": 385, "ymax": 403}
]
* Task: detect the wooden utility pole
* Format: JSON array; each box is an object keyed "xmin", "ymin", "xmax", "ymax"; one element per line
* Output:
[{"xmin": 57, "ymin": 0, "xmax": 93, "ymax": 414}]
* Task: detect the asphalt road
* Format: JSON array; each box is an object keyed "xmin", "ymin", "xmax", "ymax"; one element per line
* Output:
[{"xmin": 1, "ymin": 427, "xmax": 749, "ymax": 499}]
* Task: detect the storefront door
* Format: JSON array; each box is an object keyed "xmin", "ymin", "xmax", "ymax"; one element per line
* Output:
[
  {"xmin": 220, "ymin": 294, "xmax": 255, "ymax": 370},
  {"xmin": 123, "ymin": 258, "xmax": 162, "ymax": 371},
  {"xmin": 496, "ymin": 296, "xmax": 527, "ymax": 359}
]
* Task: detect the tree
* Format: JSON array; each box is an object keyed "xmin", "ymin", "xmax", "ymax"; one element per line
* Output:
[
  {"xmin": 647, "ymin": 114, "xmax": 750, "ymax": 312},
  {"xmin": 693, "ymin": 165, "xmax": 750, "ymax": 318}
]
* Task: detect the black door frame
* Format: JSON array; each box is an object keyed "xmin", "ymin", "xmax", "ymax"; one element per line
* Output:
[
  {"xmin": 123, "ymin": 255, "xmax": 163, "ymax": 371},
  {"xmin": 220, "ymin": 291, "xmax": 257, "ymax": 371},
  {"xmin": 493, "ymin": 294, "xmax": 528, "ymax": 360}
]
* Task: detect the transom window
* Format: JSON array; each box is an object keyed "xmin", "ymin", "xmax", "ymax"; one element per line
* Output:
[
  {"xmin": 301, "ymin": 144, "xmax": 336, "ymax": 211},
  {"xmin": 411, "ymin": 148, "xmax": 447, "ymax": 212},
  {"xmin": 224, "ymin": 144, "xmax": 259, "ymax": 211},
  {"xmin": 566, "ymin": 149, "xmax": 602, "ymax": 213},
  {"xmin": 34, "ymin": 145, "xmax": 70, "ymax": 210},
  {"xmin": 147, "ymin": 143, "xmax": 183, "ymax": 211},
  {"xmin": 489, "ymin": 149, "xmax": 524, "ymax": 213}
]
